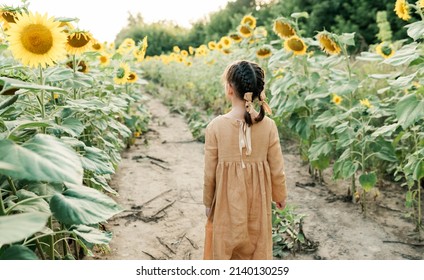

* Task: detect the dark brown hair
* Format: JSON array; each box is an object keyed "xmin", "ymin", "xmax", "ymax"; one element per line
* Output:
[{"xmin": 223, "ymin": 60, "xmax": 265, "ymax": 126}]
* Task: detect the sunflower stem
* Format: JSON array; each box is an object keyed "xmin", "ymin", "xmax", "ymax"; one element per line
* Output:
[
  {"xmin": 48, "ymin": 216, "xmax": 55, "ymax": 260},
  {"xmin": 72, "ymin": 55, "xmax": 78, "ymax": 99},
  {"xmin": 7, "ymin": 176, "xmax": 17, "ymax": 195},
  {"xmin": 0, "ymin": 189, "xmax": 6, "ymax": 216},
  {"xmin": 38, "ymin": 66, "xmax": 46, "ymax": 130}
]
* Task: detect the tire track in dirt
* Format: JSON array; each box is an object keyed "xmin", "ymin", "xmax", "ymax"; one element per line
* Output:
[{"xmin": 94, "ymin": 94, "xmax": 205, "ymax": 260}]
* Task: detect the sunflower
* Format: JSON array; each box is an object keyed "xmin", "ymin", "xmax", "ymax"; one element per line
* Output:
[
  {"xmin": 127, "ymin": 72, "xmax": 138, "ymax": 83},
  {"xmin": 6, "ymin": 12, "xmax": 67, "ymax": 68},
  {"xmin": 239, "ymin": 24, "xmax": 253, "ymax": 38},
  {"xmin": 394, "ymin": 0, "xmax": 411, "ymax": 21},
  {"xmin": 241, "ymin": 15, "xmax": 256, "ymax": 29},
  {"xmin": 91, "ymin": 40, "xmax": 103, "ymax": 52},
  {"xmin": 220, "ymin": 36, "xmax": 232, "ymax": 48},
  {"xmin": 99, "ymin": 53, "xmax": 110, "ymax": 66},
  {"xmin": 189, "ymin": 46, "xmax": 194, "ymax": 55},
  {"xmin": 216, "ymin": 42, "xmax": 224, "ymax": 51},
  {"xmin": 181, "ymin": 50, "xmax": 188, "ymax": 57},
  {"xmin": 208, "ymin": 41, "xmax": 216, "ymax": 50},
  {"xmin": 120, "ymin": 38, "xmax": 135, "ymax": 49},
  {"xmin": 173, "ymin": 46, "xmax": 180, "ymax": 53},
  {"xmin": 420, "ymin": 0, "xmax": 424, "ymax": 9},
  {"xmin": 317, "ymin": 32, "xmax": 341, "ymax": 55},
  {"xmin": 273, "ymin": 18, "xmax": 296, "ymax": 39},
  {"xmin": 185, "ymin": 61, "xmax": 192, "ymax": 67},
  {"xmin": 375, "ymin": 43, "xmax": 395, "ymax": 59},
  {"xmin": 256, "ymin": 46, "xmax": 272, "ymax": 59},
  {"xmin": 66, "ymin": 59, "xmax": 89, "ymax": 73},
  {"xmin": 359, "ymin": 98, "xmax": 372, "ymax": 108},
  {"xmin": 0, "ymin": 9, "xmax": 17, "ymax": 23},
  {"xmin": 114, "ymin": 62, "xmax": 130, "ymax": 85},
  {"xmin": 284, "ymin": 36, "xmax": 307, "ymax": 55},
  {"xmin": 332, "ymin": 94, "xmax": 343, "ymax": 105},
  {"xmin": 222, "ymin": 49, "xmax": 231, "ymax": 55},
  {"xmin": 229, "ymin": 33, "xmax": 242, "ymax": 43},
  {"xmin": 66, "ymin": 31, "xmax": 93, "ymax": 55}
]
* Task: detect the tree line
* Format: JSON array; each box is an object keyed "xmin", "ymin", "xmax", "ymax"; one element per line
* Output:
[{"xmin": 115, "ymin": 0, "xmax": 412, "ymax": 56}]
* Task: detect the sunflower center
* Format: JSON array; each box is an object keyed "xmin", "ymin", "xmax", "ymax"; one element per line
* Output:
[
  {"xmin": 100, "ymin": 56, "xmax": 108, "ymax": 63},
  {"xmin": 21, "ymin": 24, "xmax": 53, "ymax": 54},
  {"xmin": 92, "ymin": 43, "xmax": 101, "ymax": 50},
  {"xmin": 240, "ymin": 26, "xmax": 251, "ymax": 35},
  {"xmin": 381, "ymin": 45, "xmax": 392, "ymax": 56},
  {"xmin": 287, "ymin": 38, "xmax": 304, "ymax": 51},
  {"xmin": 116, "ymin": 68, "xmax": 125, "ymax": 79},
  {"xmin": 68, "ymin": 34, "xmax": 90, "ymax": 48},
  {"xmin": 128, "ymin": 73, "xmax": 135, "ymax": 80}
]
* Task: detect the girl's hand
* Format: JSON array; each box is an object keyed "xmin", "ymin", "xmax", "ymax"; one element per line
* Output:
[
  {"xmin": 276, "ymin": 200, "xmax": 286, "ymax": 210},
  {"xmin": 205, "ymin": 207, "xmax": 211, "ymax": 217}
]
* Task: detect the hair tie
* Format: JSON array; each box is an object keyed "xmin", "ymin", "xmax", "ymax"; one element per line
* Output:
[
  {"xmin": 259, "ymin": 91, "xmax": 272, "ymax": 115},
  {"xmin": 244, "ymin": 92, "xmax": 253, "ymax": 113}
]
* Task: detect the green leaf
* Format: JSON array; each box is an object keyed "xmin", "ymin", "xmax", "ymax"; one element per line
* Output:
[
  {"xmin": 71, "ymin": 225, "xmax": 112, "ymax": 245},
  {"xmin": 49, "ymin": 185, "xmax": 122, "ymax": 225},
  {"xmin": 81, "ymin": 146, "xmax": 115, "ymax": 174},
  {"xmin": 413, "ymin": 160, "xmax": 424, "ymax": 181},
  {"xmin": 44, "ymin": 67, "xmax": 74, "ymax": 83},
  {"xmin": 384, "ymin": 43, "xmax": 419, "ymax": 66},
  {"xmin": 0, "ymin": 77, "xmax": 67, "ymax": 94},
  {"xmin": 329, "ymin": 80, "xmax": 359, "ymax": 95},
  {"xmin": 0, "ymin": 134, "xmax": 83, "ymax": 185},
  {"xmin": 0, "ymin": 245, "xmax": 38, "ymax": 260},
  {"xmin": 291, "ymin": 12, "xmax": 309, "ymax": 19},
  {"xmin": 338, "ymin": 33, "xmax": 355, "ymax": 46},
  {"xmin": 395, "ymin": 94, "xmax": 424, "ymax": 129},
  {"xmin": 0, "ymin": 212, "xmax": 49, "ymax": 246},
  {"xmin": 359, "ymin": 172, "xmax": 377, "ymax": 192},
  {"xmin": 371, "ymin": 123, "xmax": 399, "ymax": 138},
  {"xmin": 308, "ymin": 138, "xmax": 332, "ymax": 161},
  {"xmin": 10, "ymin": 189, "xmax": 51, "ymax": 214},
  {"xmin": 405, "ymin": 21, "xmax": 424, "ymax": 41},
  {"xmin": 51, "ymin": 117, "xmax": 85, "ymax": 137}
]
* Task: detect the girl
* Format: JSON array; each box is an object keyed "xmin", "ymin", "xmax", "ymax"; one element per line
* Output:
[{"xmin": 203, "ymin": 60, "xmax": 287, "ymax": 260}]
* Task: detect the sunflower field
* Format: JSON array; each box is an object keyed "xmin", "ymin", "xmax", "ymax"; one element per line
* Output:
[
  {"xmin": 141, "ymin": 0, "xmax": 424, "ymax": 235},
  {"xmin": 0, "ymin": 3, "xmax": 149, "ymax": 259}
]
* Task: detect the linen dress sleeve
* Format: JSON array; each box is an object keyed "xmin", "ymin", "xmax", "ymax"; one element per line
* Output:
[
  {"xmin": 267, "ymin": 121, "xmax": 287, "ymax": 202},
  {"xmin": 203, "ymin": 123, "xmax": 218, "ymax": 208}
]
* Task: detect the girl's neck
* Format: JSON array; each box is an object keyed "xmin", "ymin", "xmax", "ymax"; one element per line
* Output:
[{"xmin": 226, "ymin": 100, "xmax": 245, "ymax": 120}]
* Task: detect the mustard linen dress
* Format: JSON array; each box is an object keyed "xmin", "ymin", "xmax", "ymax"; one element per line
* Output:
[{"xmin": 203, "ymin": 115, "xmax": 287, "ymax": 260}]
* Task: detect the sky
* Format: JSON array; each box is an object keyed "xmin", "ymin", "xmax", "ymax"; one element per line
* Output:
[{"xmin": 2, "ymin": 0, "xmax": 232, "ymax": 42}]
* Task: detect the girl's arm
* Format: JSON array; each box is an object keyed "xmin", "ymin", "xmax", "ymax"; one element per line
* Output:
[
  {"xmin": 203, "ymin": 123, "xmax": 218, "ymax": 211},
  {"xmin": 267, "ymin": 121, "xmax": 287, "ymax": 206}
]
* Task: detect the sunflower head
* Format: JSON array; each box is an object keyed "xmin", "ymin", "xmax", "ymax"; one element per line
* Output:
[
  {"xmin": 229, "ymin": 33, "xmax": 242, "ymax": 43},
  {"xmin": 220, "ymin": 36, "xmax": 232, "ymax": 48},
  {"xmin": 181, "ymin": 50, "xmax": 188, "ymax": 57},
  {"xmin": 238, "ymin": 24, "xmax": 253, "ymax": 38},
  {"xmin": 66, "ymin": 30, "xmax": 93, "ymax": 55},
  {"xmin": 6, "ymin": 12, "xmax": 67, "ymax": 68},
  {"xmin": 375, "ymin": 43, "xmax": 395, "ymax": 59},
  {"xmin": 284, "ymin": 35, "xmax": 307, "ymax": 55},
  {"xmin": 256, "ymin": 46, "xmax": 272, "ymax": 59},
  {"xmin": 222, "ymin": 49, "xmax": 231, "ymax": 55},
  {"xmin": 99, "ymin": 53, "xmax": 110, "ymax": 66},
  {"xmin": 332, "ymin": 94, "xmax": 343, "ymax": 105},
  {"xmin": 114, "ymin": 62, "xmax": 130, "ymax": 85},
  {"xmin": 173, "ymin": 46, "xmax": 180, "ymax": 53},
  {"xmin": 273, "ymin": 18, "xmax": 296, "ymax": 39},
  {"xmin": 91, "ymin": 40, "xmax": 103, "ymax": 52},
  {"xmin": 66, "ymin": 59, "xmax": 89, "ymax": 73},
  {"xmin": 359, "ymin": 98, "xmax": 372, "ymax": 108},
  {"xmin": 317, "ymin": 31, "xmax": 341, "ymax": 55},
  {"xmin": 420, "ymin": 0, "xmax": 424, "ymax": 9},
  {"xmin": 189, "ymin": 46, "xmax": 194, "ymax": 55},
  {"xmin": 241, "ymin": 15, "xmax": 256, "ymax": 29},
  {"xmin": 0, "ymin": 9, "xmax": 18, "ymax": 23},
  {"xmin": 208, "ymin": 41, "xmax": 216, "ymax": 50},
  {"xmin": 394, "ymin": 0, "xmax": 411, "ymax": 21},
  {"xmin": 254, "ymin": 27, "xmax": 268, "ymax": 38},
  {"xmin": 127, "ymin": 71, "xmax": 138, "ymax": 83}
]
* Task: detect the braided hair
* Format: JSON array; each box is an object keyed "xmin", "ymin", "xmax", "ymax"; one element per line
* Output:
[{"xmin": 223, "ymin": 60, "xmax": 265, "ymax": 126}]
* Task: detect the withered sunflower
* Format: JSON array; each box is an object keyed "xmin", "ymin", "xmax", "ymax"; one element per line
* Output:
[
  {"xmin": 317, "ymin": 32, "xmax": 341, "ymax": 55},
  {"xmin": 273, "ymin": 18, "xmax": 296, "ymax": 39}
]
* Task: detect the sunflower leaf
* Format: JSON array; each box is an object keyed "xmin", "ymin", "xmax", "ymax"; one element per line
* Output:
[{"xmin": 0, "ymin": 77, "xmax": 67, "ymax": 94}]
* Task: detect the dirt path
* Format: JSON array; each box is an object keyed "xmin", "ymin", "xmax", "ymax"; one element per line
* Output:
[{"xmin": 93, "ymin": 94, "xmax": 423, "ymax": 260}]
